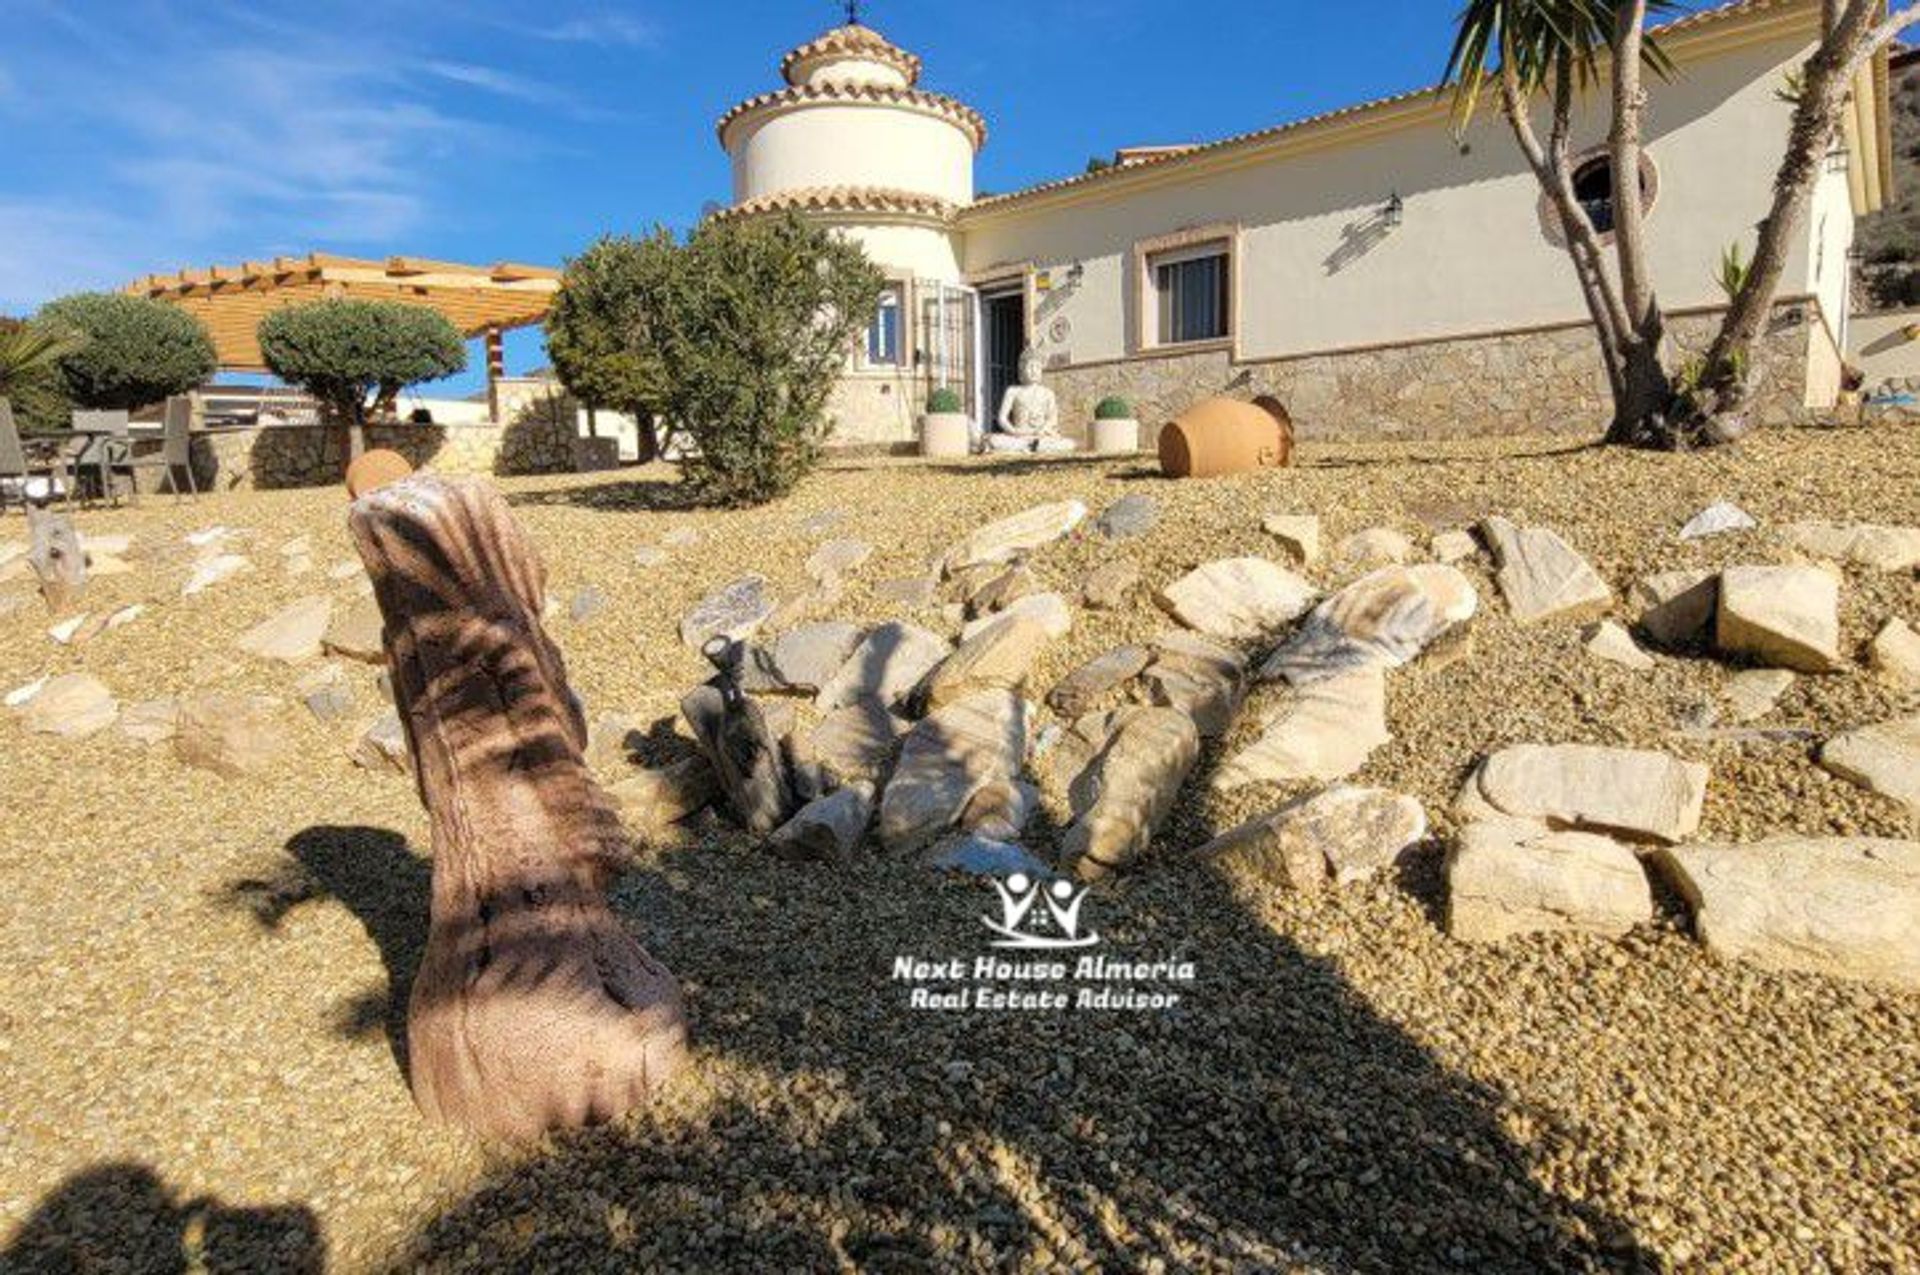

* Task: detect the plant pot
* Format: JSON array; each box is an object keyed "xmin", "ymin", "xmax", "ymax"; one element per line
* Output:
[
  {"xmin": 1158, "ymin": 396, "xmax": 1293, "ymax": 479},
  {"xmin": 1091, "ymin": 417, "xmax": 1139, "ymax": 455},
  {"xmin": 920, "ymin": 412, "xmax": 972, "ymax": 459}
]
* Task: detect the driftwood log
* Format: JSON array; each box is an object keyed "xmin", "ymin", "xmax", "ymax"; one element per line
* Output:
[
  {"xmin": 347, "ymin": 473, "xmax": 688, "ymax": 1139},
  {"xmin": 27, "ymin": 506, "xmax": 85, "ymax": 613}
]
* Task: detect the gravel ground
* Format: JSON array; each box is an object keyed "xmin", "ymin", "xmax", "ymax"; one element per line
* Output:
[{"xmin": 1, "ymin": 424, "xmax": 1916, "ymax": 1273}]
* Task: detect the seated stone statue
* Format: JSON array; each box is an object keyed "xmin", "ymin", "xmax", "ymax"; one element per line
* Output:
[{"xmin": 988, "ymin": 348, "xmax": 1075, "ymax": 454}]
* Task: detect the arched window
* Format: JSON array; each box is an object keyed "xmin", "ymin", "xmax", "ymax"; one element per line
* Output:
[{"xmin": 1572, "ymin": 154, "xmax": 1655, "ymax": 236}]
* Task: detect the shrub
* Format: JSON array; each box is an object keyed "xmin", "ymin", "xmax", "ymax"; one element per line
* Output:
[
  {"xmin": 547, "ymin": 233, "xmax": 674, "ymax": 460},
  {"xmin": 1094, "ymin": 395, "xmax": 1133, "ymax": 420},
  {"xmin": 926, "ymin": 386, "xmax": 963, "ymax": 414},
  {"xmin": 258, "ymin": 300, "xmax": 466, "ymax": 457},
  {"xmin": 36, "ymin": 292, "xmax": 215, "ymax": 410},
  {"xmin": 0, "ymin": 317, "xmax": 79, "ymax": 434}
]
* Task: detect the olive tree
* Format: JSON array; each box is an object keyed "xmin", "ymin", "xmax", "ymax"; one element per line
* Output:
[
  {"xmin": 36, "ymin": 292, "xmax": 215, "ymax": 411},
  {"xmin": 545, "ymin": 233, "xmax": 674, "ymax": 462},
  {"xmin": 257, "ymin": 300, "xmax": 467, "ymax": 459}
]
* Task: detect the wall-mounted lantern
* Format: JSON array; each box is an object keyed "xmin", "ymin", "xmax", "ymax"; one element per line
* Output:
[{"xmin": 1382, "ymin": 191, "xmax": 1405, "ymax": 229}]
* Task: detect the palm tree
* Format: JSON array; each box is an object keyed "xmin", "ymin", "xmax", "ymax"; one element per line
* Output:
[
  {"xmin": 1448, "ymin": 0, "xmax": 1920, "ymax": 450},
  {"xmin": 0, "ymin": 317, "xmax": 83, "ymax": 402}
]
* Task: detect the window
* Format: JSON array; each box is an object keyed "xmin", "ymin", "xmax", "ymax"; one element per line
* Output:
[
  {"xmin": 863, "ymin": 285, "xmax": 903, "ymax": 367},
  {"xmin": 1153, "ymin": 245, "xmax": 1229, "ymax": 345},
  {"xmin": 1572, "ymin": 154, "xmax": 1654, "ymax": 236}
]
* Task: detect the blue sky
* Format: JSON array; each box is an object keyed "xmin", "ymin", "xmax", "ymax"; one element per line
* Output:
[{"xmin": 3, "ymin": 0, "xmax": 1741, "ymax": 391}]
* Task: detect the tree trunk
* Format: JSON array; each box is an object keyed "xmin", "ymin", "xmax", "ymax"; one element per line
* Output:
[
  {"xmin": 347, "ymin": 473, "xmax": 688, "ymax": 1140},
  {"xmin": 27, "ymin": 506, "xmax": 85, "ymax": 614},
  {"xmin": 1604, "ymin": 335, "xmax": 1681, "ymax": 447}
]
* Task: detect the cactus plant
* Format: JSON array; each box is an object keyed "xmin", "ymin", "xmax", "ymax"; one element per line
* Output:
[{"xmin": 1094, "ymin": 395, "xmax": 1134, "ymax": 420}]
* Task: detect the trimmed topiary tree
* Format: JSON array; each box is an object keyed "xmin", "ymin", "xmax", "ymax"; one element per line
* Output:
[
  {"xmin": 546, "ymin": 233, "xmax": 674, "ymax": 462},
  {"xmin": 36, "ymin": 292, "xmax": 215, "ymax": 411},
  {"xmin": 1094, "ymin": 395, "xmax": 1133, "ymax": 420},
  {"xmin": 926, "ymin": 386, "xmax": 963, "ymax": 414},
  {"xmin": 257, "ymin": 300, "xmax": 467, "ymax": 460}
]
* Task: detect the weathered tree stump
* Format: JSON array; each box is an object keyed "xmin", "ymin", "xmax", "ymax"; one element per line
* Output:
[
  {"xmin": 27, "ymin": 506, "xmax": 86, "ymax": 613},
  {"xmin": 347, "ymin": 474, "xmax": 688, "ymax": 1139}
]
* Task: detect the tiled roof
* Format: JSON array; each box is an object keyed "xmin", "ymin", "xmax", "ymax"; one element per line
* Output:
[
  {"xmin": 717, "ymin": 81, "xmax": 987, "ymax": 150},
  {"xmin": 963, "ymin": 0, "xmax": 1799, "ymax": 217},
  {"xmin": 710, "ymin": 186, "xmax": 961, "ymax": 223},
  {"xmin": 779, "ymin": 24, "xmax": 923, "ymax": 86}
]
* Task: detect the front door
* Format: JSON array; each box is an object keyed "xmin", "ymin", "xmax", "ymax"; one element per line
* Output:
[{"xmin": 981, "ymin": 289, "xmax": 1025, "ymax": 427}]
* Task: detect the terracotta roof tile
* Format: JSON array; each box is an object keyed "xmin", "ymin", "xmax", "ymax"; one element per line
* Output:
[
  {"xmin": 717, "ymin": 81, "xmax": 986, "ymax": 150},
  {"xmin": 711, "ymin": 186, "xmax": 960, "ymax": 223},
  {"xmin": 779, "ymin": 24, "xmax": 923, "ymax": 86}
]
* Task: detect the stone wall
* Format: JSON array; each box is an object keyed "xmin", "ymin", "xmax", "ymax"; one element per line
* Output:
[{"xmin": 1035, "ymin": 302, "xmax": 1822, "ymax": 448}]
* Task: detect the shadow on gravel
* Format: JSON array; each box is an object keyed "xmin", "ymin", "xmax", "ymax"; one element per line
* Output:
[
  {"xmin": 374, "ymin": 840, "xmax": 1658, "ymax": 1271},
  {"xmin": 2, "ymin": 1162, "xmax": 323, "ymax": 1272}
]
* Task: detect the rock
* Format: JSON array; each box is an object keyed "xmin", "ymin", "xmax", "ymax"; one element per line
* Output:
[
  {"xmin": 1447, "ymin": 820, "xmax": 1652, "ymax": 943},
  {"xmin": 945, "ymin": 501, "xmax": 1087, "ymax": 573},
  {"xmin": 183, "ymin": 553, "xmax": 251, "ymax": 596},
  {"xmin": 958, "ymin": 779, "xmax": 1039, "ymax": 842},
  {"xmin": 47, "ymin": 614, "xmax": 90, "ymax": 645},
  {"xmin": 87, "ymin": 553, "xmax": 134, "ymax": 577},
  {"xmin": 633, "ymin": 545, "xmax": 668, "ymax": 568},
  {"xmin": 1820, "ymin": 714, "xmax": 1920, "ymax": 818},
  {"xmin": 796, "ymin": 509, "xmax": 846, "ymax": 538},
  {"xmin": 296, "ymin": 664, "xmax": 356, "ymax": 722},
  {"xmin": 1869, "ymin": 619, "xmax": 1920, "ymax": 685},
  {"xmin": 1479, "ymin": 516, "xmax": 1611, "ymax": 624},
  {"xmin": 1203, "ymin": 785, "xmax": 1427, "ymax": 889},
  {"xmin": 1079, "ymin": 559, "xmax": 1141, "ymax": 610},
  {"xmin": 1095, "ymin": 493, "xmax": 1158, "ymax": 539},
  {"xmin": 605, "ymin": 755, "xmax": 719, "ymax": 832},
  {"xmin": 4, "ymin": 675, "xmax": 46, "ymax": 707},
  {"xmin": 1722, "ymin": 669, "xmax": 1794, "ymax": 723},
  {"xmin": 743, "ymin": 621, "xmax": 865, "ymax": 695},
  {"xmin": 960, "ymin": 592, "xmax": 1072, "ymax": 643},
  {"xmin": 22, "ymin": 673, "xmax": 117, "ymax": 738},
  {"xmin": 1214, "ymin": 667, "xmax": 1389, "ymax": 790},
  {"xmin": 816, "ymin": 622, "xmax": 951, "ymax": 711},
  {"xmin": 1584, "ymin": 620, "xmax": 1654, "ymax": 671},
  {"xmin": 1155, "ymin": 557, "xmax": 1318, "ymax": 642},
  {"xmin": 1049, "ymin": 645, "xmax": 1152, "ymax": 718},
  {"xmin": 874, "ymin": 576, "xmax": 938, "ymax": 609},
  {"xmin": 767, "ymin": 782, "xmax": 875, "ymax": 863},
  {"xmin": 1142, "ymin": 630, "xmax": 1247, "ymax": 737},
  {"xmin": 962, "ymin": 563, "xmax": 1040, "ymax": 618},
  {"xmin": 927, "ymin": 835, "xmax": 1052, "ymax": 877},
  {"xmin": 568, "ymin": 585, "xmax": 606, "ymax": 623},
  {"xmin": 174, "ymin": 692, "xmax": 292, "ymax": 777},
  {"xmin": 765, "ymin": 576, "xmax": 844, "ymax": 632},
  {"xmin": 1061, "ymin": 706, "xmax": 1200, "ymax": 880},
  {"xmin": 809, "ymin": 699, "xmax": 909, "ymax": 781},
  {"xmin": 1459, "ymin": 743, "xmax": 1708, "ymax": 843},
  {"xmin": 1257, "ymin": 565, "xmax": 1478, "ymax": 684},
  {"xmin": 1430, "ymin": 529, "xmax": 1480, "ymax": 564},
  {"xmin": 327, "ymin": 558, "xmax": 362, "ymax": 581},
  {"xmin": 1715, "ymin": 564, "xmax": 1841, "ymax": 672},
  {"xmin": 1262, "ymin": 514, "xmax": 1321, "ymax": 565},
  {"xmin": 920, "ymin": 616, "xmax": 1050, "ymax": 712},
  {"xmin": 680, "ymin": 684, "xmax": 796, "ymax": 836},
  {"xmin": 324, "ymin": 594, "xmax": 386, "ymax": 663},
  {"xmin": 1782, "ymin": 521, "xmax": 1920, "ymax": 572},
  {"xmin": 879, "ymin": 690, "xmax": 1028, "ymax": 852},
  {"xmin": 352, "ymin": 711, "xmax": 411, "ymax": 774},
  {"xmin": 806, "ymin": 539, "xmax": 872, "ymax": 583},
  {"xmin": 1650, "ymin": 837, "xmax": 1920, "ymax": 988},
  {"xmin": 1678, "ymin": 501, "xmax": 1757, "ymax": 540},
  {"xmin": 1630, "ymin": 569, "xmax": 1719, "ymax": 649},
  {"xmin": 119, "ymin": 697, "xmax": 179, "ymax": 745},
  {"xmin": 1334, "ymin": 527, "xmax": 1415, "ymax": 570},
  {"xmin": 680, "ymin": 575, "xmax": 776, "ymax": 649},
  {"xmin": 237, "ymin": 595, "xmax": 332, "ymax": 664}
]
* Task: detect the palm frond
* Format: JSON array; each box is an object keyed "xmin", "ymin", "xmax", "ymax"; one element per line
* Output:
[
  {"xmin": 0, "ymin": 319, "xmax": 85, "ymax": 394},
  {"xmin": 1445, "ymin": 0, "xmax": 1679, "ymax": 130}
]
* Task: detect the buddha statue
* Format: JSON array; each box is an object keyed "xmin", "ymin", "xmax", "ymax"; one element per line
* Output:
[{"xmin": 989, "ymin": 348, "xmax": 1075, "ymax": 453}]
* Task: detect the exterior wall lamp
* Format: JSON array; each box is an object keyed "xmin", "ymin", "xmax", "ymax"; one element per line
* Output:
[
  {"xmin": 1823, "ymin": 143, "xmax": 1850, "ymax": 175},
  {"xmin": 1382, "ymin": 191, "xmax": 1404, "ymax": 228}
]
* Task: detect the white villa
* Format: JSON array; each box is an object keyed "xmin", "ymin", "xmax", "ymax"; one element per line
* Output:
[{"xmin": 714, "ymin": 0, "xmax": 1892, "ymax": 448}]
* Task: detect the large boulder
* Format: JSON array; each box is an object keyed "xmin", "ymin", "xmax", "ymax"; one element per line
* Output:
[
  {"xmin": 1156, "ymin": 557, "xmax": 1317, "ymax": 642},
  {"xmin": 879, "ymin": 690, "xmax": 1028, "ymax": 852},
  {"xmin": 21, "ymin": 672, "xmax": 117, "ymax": 738},
  {"xmin": 1457, "ymin": 743, "xmax": 1708, "ymax": 844},
  {"xmin": 1214, "ymin": 667, "xmax": 1389, "ymax": 789},
  {"xmin": 1782, "ymin": 521, "xmax": 1920, "ymax": 573},
  {"xmin": 1819, "ymin": 714, "xmax": 1920, "ymax": 819},
  {"xmin": 1061, "ymin": 706, "xmax": 1200, "ymax": 881},
  {"xmin": 237, "ymin": 595, "xmax": 333, "ymax": 664},
  {"xmin": 1203, "ymin": 785, "xmax": 1427, "ymax": 890},
  {"xmin": 1257, "ymin": 564, "xmax": 1477, "ymax": 684},
  {"xmin": 816, "ymin": 622, "xmax": 950, "ymax": 711},
  {"xmin": 174, "ymin": 691, "xmax": 293, "ymax": 777},
  {"xmin": 1447, "ymin": 820, "xmax": 1653, "ymax": 943},
  {"xmin": 944, "ymin": 501, "xmax": 1086, "ymax": 573},
  {"xmin": 1650, "ymin": 837, "xmax": 1920, "ymax": 988},
  {"xmin": 1479, "ymin": 516, "xmax": 1611, "ymax": 624},
  {"xmin": 1715, "ymin": 564, "xmax": 1841, "ymax": 672}
]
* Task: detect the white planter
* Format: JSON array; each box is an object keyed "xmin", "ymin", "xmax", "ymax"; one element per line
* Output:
[
  {"xmin": 1092, "ymin": 416, "xmax": 1140, "ymax": 455},
  {"xmin": 921, "ymin": 412, "xmax": 972, "ymax": 459}
]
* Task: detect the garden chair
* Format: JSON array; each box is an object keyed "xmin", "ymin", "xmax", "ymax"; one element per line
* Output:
[
  {"xmin": 70, "ymin": 408, "xmax": 132, "ymax": 505},
  {"xmin": 113, "ymin": 396, "xmax": 200, "ymax": 500},
  {"xmin": 0, "ymin": 398, "xmax": 75, "ymax": 512}
]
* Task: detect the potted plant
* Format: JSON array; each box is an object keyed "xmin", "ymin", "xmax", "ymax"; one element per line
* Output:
[
  {"xmin": 920, "ymin": 385, "xmax": 971, "ymax": 458},
  {"xmin": 1091, "ymin": 394, "xmax": 1139, "ymax": 455}
]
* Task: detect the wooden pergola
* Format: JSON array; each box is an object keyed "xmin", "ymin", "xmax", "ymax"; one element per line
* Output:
[{"xmin": 126, "ymin": 252, "xmax": 561, "ymax": 410}]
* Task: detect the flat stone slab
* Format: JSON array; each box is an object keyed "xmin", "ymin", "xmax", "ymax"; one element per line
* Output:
[
  {"xmin": 680, "ymin": 575, "xmax": 776, "ymax": 649},
  {"xmin": 1156, "ymin": 557, "xmax": 1317, "ymax": 642},
  {"xmin": 1080, "ymin": 559, "xmax": 1141, "ymax": 610},
  {"xmin": 1869, "ymin": 619, "xmax": 1920, "ymax": 686},
  {"xmin": 1584, "ymin": 620, "xmax": 1654, "ymax": 671},
  {"xmin": 945, "ymin": 501, "xmax": 1086, "ymax": 573},
  {"xmin": 1095, "ymin": 493, "xmax": 1158, "ymax": 539},
  {"xmin": 183, "ymin": 553, "xmax": 251, "ymax": 596},
  {"xmin": 1650, "ymin": 837, "xmax": 1920, "ymax": 988},
  {"xmin": 1679, "ymin": 501, "xmax": 1756, "ymax": 541},
  {"xmin": 1480, "ymin": 517, "xmax": 1611, "ymax": 624},
  {"xmin": 1722, "ymin": 669, "xmax": 1794, "ymax": 724},
  {"xmin": 1049, "ymin": 645, "xmax": 1152, "ymax": 718},
  {"xmin": 1459, "ymin": 743, "xmax": 1708, "ymax": 844},
  {"xmin": 808, "ymin": 699, "xmax": 910, "ymax": 781},
  {"xmin": 1631, "ymin": 569, "xmax": 1719, "ymax": 649},
  {"xmin": 806, "ymin": 539, "xmax": 873, "ymax": 583},
  {"xmin": 1143, "ymin": 631, "xmax": 1247, "ymax": 737},
  {"xmin": 879, "ymin": 690, "xmax": 1028, "ymax": 853},
  {"xmin": 21, "ymin": 672, "xmax": 117, "ymax": 738},
  {"xmin": 1448, "ymin": 820, "xmax": 1652, "ymax": 944},
  {"xmin": 119, "ymin": 697, "xmax": 179, "ymax": 745},
  {"xmin": 1204, "ymin": 785, "xmax": 1427, "ymax": 890},
  {"xmin": 921, "ymin": 616, "xmax": 1051, "ymax": 711},
  {"xmin": 237, "ymin": 595, "xmax": 332, "ymax": 664},
  {"xmin": 743, "ymin": 621, "xmax": 865, "ymax": 695},
  {"xmin": 816, "ymin": 621, "xmax": 951, "ymax": 711},
  {"xmin": 1263, "ymin": 514, "xmax": 1320, "ymax": 564},
  {"xmin": 1820, "ymin": 714, "xmax": 1920, "ymax": 818},
  {"xmin": 174, "ymin": 691, "xmax": 292, "ymax": 778},
  {"xmin": 324, "ymin": 593, "xmax": 385, "ymax": 663},
  {"xmin": 960, "ymin": 592, "xmax": 1072, "ymax": 643},
  {"xmin": 1715, "ymin": 564, "xmax": 1841, "ymax": 672},
  {"xmin": 1333, "ymin": 527, "xmax": 1415, "ymax": 570},
  {"xmin": 1215, "ymin": 667, "xmax": 1389, "ymax": 789},
  {"xmin": 926, "ymin": 834, "xmax": 1052, "ymax": 878},
  {"xmin": 1782, "ymin": 521, "xmax": 1920, "ymax": 572},
  {"xmin": 1062, "ymin": 706, "xmax": 1200, "ymax": 881},
  {"xmin": 1258, "ymin": 564, "xmax": 1477, "ymax": 684}
]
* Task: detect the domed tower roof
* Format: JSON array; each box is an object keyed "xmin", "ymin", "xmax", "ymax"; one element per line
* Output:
[{"xmin": 779, "ymin": 23, "xmax": 923, "ymax": 89}]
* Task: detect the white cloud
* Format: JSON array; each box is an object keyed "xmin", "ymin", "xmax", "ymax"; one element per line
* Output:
[
  {"xmin": 535, "ymin": 11, "xmax": 657, "ymax": 47},
  {"xmin": 425, "ymin": 60, "xmax": 565, "ymax": 105}
]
